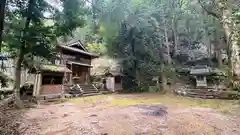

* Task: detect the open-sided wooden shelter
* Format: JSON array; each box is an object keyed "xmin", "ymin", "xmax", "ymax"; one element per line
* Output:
[{"xmin": 31, "ymin": 65, "xmax": 72, "ymax": 99}]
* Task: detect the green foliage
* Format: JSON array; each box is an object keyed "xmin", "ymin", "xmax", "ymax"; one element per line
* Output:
[
  {"xmin": 86, "ymin": 42, "xmax": 106, "ymax": 55},
  {"xmin": 54, "ymin": 0, "xmax": 88, "ymax": 37},
  {"xmin": 0, "ymin": 71, "xmax": 13, "ymax": 88},
  {"xmin": 115, "ymin": 16, "xmax": 163, "ymax": 91},
  {"xmin": 3, "ymin": 0, "xmax": 87, "ymax": 65},
  {"xmin": 231, "ymin": 80, "xmax": 240, "ymax": 92}
]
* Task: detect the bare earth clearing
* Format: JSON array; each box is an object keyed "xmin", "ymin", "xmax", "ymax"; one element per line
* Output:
[{"xmin": 17, "ymin": 93, "xmax": 240, "ymax": 135}]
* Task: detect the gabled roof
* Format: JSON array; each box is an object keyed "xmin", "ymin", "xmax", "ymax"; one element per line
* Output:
[
  {"xmin": 58, "ymin": 45, "xmax": 99, "ymax": 58},
  {"xmin": 65, "ymin": 40, "xmax": 88, "ymax": 52}
]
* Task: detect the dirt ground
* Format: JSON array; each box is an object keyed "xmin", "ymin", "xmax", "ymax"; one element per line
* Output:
[{"xmin": 16, "ymin": 93, "xmax": 240, "ymax": 135}]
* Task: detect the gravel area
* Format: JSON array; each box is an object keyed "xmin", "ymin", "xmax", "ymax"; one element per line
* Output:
[{"xmin": 13, "ymin": 95, "xmax": 240, "ymax": 135}]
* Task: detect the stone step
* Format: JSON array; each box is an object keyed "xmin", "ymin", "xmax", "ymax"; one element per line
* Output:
[
  {"xmin": 79, "ymin": 84, "xmax": 95, "ymax": 86},
  {"xmin": 186, "ymin": 89, "xmax": 217, "ymax": 93},
  {"xmin": 81, "ymin": 87, "xmax": 97, "ymax": 90},
  {"xmin": 99, "ymin": 89, "xmax": 111, "ymax": 93},
  {"xmin": 76, "ymin": 84, "xmax": 101, "ymax": 97},
  {"xmin": 83, "ymin": 91, "xmax": 99, "ymax": 94},
  {"xmin": 80, "ymin": 86, "xmax": 96, "ymax": 89},
  {"xmin": 82, "ymin": 93, "xmax": 102, "ymax": 97},
  {"xmin": 187, "ymin": 92, "xmax": 216, "ymax": 96},
  {"xmin": 80, "ymin": 84, "xmax": 98, "ymax": 91},
  {"xmin": 83, "ymin": 91, "xmax": 98, "ymax": 94},
  {"xmin": 69, "ymin": 91, "xmax": 82, "ymax": 94},
  {"xmin": 187, "ymin": 94, "xmax": 215, "ymax": 99}
]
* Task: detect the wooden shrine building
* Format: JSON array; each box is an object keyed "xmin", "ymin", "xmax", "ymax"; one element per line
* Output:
[
  {"xmin": 57, "ymin": 41, "xmax": 98, "ymax": 85},
  {"xmin": 20, "ymin": 41, "xmax": 100, "ymax": 100}
]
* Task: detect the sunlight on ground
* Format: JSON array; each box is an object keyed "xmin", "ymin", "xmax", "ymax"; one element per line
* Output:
[{"xmin": 65, "ymin": 93, "xmax": 239, "ymax": 113}]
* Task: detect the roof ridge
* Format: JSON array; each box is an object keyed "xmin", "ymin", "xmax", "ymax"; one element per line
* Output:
[
  {"xmin": 58, "ymin": 45, "xmax": 99, "ymax": 58},
  {"xmin": 65, "ymin": 40, "xmax": 88, "ymax": 52}
]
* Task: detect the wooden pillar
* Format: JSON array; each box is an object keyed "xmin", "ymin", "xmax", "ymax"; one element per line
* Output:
[
  {"xmin": 33, "ymin": 73, "xmax": 38, "ymax": 96},
  {"xmin": 86, "ymin": 67, "xmax": 90, "ymax": 84},
  {"xmin": 34, "ymin": 73, "xmax": 42, "ymax": 96},
  {"xmin": 70, "ymin": 64, "xmax": 73, "ymax": 85},
  {"xmin": 120, "ymin": 76, "xmax": 123, "ymax": 90}
]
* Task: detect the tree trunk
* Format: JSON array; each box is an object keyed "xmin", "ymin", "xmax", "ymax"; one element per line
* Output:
[
  {"xmin": 212, "ymin": 17, "xmax": 223, "ymax": 67},
  {"xmin": 201, "ymin": 9, "xmax": 212, "ymax": 65},
  {"xmin": 14, "ymin": 50, "xmax": 24, "ymax": 108},
  {"xmin": 0, "ymin": 0, "xmax": 7, "ymax": 52},
  {"xmin": 221, "ymin": 2, "xmax": 234, "ymax": 78},
  {"xmin": 92, "ymin": 0, "xmax": 97, "ymax": 34},
  {"xmin": 160, "ymin": 63, "xmax": 167, "ymax": 90},
  {"xmin": 217, "ymin": 39, "xmax": 223, "ymax": 67},
  {"xmin": 172, "ymin": 0, "xmax": 179, "ymax": 57},
  {"xmin": 14, "ymin": 0, "xmax": 34, "ymax": 107},
  {"xmin": 14, "ymin": 49, "xmax": 24, "ymax": 95},
  {"xmin": 129, "ymin": 27, "xmax": 139, "ymax": 89},
  {"xmin": 164, "ymin": 26, "xmax": 171, "ymax": 64},
  {"xmin": 186, "ymin": 19, "xmax": 191, "ymax": 46},
  {"xmin": 172, "ymin": 17, "xmax": 178, "ymax": 57}
]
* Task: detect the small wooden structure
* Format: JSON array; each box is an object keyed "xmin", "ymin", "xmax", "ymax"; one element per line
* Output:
[
  {"xmin": 105, "ymin": 67, "xmax": 122, "ymax": 91},
  {"xmin": 31, "ymin": 65, "xmax": 72, "ymax": 99}
]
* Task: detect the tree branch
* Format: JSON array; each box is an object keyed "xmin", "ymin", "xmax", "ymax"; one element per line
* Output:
[{"xmin": 198, "ymin": 0, "xmax": 221, "ymax": 19}]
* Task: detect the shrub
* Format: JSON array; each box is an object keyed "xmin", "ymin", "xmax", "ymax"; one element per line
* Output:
[{"xmin": 231, "ymin": 80, "xmax": 240, "ymax": 92}]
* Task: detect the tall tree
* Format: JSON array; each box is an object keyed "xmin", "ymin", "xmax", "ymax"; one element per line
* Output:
[
  {"xmin": 0, "ymin": 0, "xmax": 7, "ymax": 52},
  {"xmin": 4, "ymin": 0, "xmax": 87, "ymax": 104},
  {"xmin": 198, "ymin": 0, "xmax": 240, "ymax": 78}
]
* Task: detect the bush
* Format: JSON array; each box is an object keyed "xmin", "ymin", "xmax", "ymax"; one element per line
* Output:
[{"xmin": 231, "ymin": 80, "xmax": 240, "ymax": 92}]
